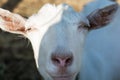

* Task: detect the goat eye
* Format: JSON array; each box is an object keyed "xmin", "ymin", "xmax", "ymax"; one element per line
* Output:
[
  {"xmin": 27, "ymin": 28, "xmax": 32, "ymax": 31},
  {"xmin": 26, "ymin": 27, "xmax": 33, "ymax": 32},
  {"xmin": 83, "ymin": 24, "xmax": 89, "ymax": 29},
  {"xmin": 78, "ymin": 22, "xmax": 89, "ymax": 29},
  {"xmin": 26, "ymin": 27, "xmax": 37, "ymax": 32},
  {"xmin": 27, "ymin": 28, "xmax": 31, "ymax": 30}
]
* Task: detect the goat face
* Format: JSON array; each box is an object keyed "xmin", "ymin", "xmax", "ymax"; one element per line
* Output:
[
  {"xmin": 37, "ymin": 19, "xmax": 88, "ymax": 80},
  {"xmin": 26, "ymin": 4, "xmax": 89, "ymax": 80},
  {"xmin": 26, "ymin": 4, "xmax": 117, "ymax": 80},
  {"xmin": 0, "ymin": 3, "xmax": 118, "ymax": 80}
]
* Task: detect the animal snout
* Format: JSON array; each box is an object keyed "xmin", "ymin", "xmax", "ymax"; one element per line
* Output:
[{"xmin": 51, "ymin": 52, "xmax": 73, "ymax": 68}]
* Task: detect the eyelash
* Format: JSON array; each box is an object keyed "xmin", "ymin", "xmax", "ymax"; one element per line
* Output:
[{"xmin": 78, "ymin": 22, "xmax": 89, "ymax": 29}]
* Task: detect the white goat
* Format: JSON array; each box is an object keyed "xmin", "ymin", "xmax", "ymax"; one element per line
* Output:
[{"xmin": 0, "ymin": 3, "xmax": 118, "ymax": 80}]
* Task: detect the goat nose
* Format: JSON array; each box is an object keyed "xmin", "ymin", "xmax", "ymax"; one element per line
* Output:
[{"xmin": 51, "ymin": 53, "xmax": 73, "ymax": 67}]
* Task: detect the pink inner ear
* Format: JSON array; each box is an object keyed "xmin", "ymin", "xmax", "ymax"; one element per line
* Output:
[
  {"xmin": 3, "ymin": 18, "xmax": 26, "ymax": 32},
  {"xmin": 0, "ymin": 13, "xmax": 26, "ymax": 32},
  {"xmin": 5, "ymin": 22, "xmax": 25, "ymax": 32},
  {"xmin": 0, "ymin": 15, "xmax": 12, "ymax": 22},
  {"xmin": 0, "ymin": 8, "xmax": 26, "ymax": 33}
]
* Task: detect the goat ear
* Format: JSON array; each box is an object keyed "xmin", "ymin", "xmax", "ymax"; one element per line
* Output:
[
  {"xmin": 0, "ymin": 8, "xmax": 26, "ymax": 34},
  {"xmin": 87, "ymin": 4, "xmax": 118, "ymax": 30}
]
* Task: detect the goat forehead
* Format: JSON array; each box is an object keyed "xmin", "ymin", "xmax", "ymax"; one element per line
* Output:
[
  {"xmin": 42, "ymin": 20, "xmax": 86, "ymax": 51},
  {"xmin": 42, "ymin": 22, "xmax": 69, "ymax": 47},
  {"xmin": 25, "ymin": 3, "xmax": 89, "ymax": 30}
]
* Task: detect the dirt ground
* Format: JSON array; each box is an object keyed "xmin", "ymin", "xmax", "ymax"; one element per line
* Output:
[
  {"xmin": 0, "ymin": 0, "xmax": 92, "ymax": 17},
  {"xmin": 0, "ymin": 0, "xmax": 119, "ymax": 80}
]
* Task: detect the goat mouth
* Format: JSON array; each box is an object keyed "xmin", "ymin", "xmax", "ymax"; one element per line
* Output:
[
  {"xmin": 51, "ymin": 73, "xmax": 76, "ymax": 80},
  {"xmin": 52, "ymin": 76, "xmax": 73, "ymax": 80},
  {"xmin": 47, "ymin": 70, "xmax": 77, "ymax": 80}
]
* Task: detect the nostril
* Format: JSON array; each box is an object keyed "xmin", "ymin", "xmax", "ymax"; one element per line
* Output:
[
  {"xmin": 52, "ymin": 57, "xmax": 61, "ymax": 65},
  {"xmin": 65, "ymin": 57, "xmax": 73, "ymax": 66},
  {"xmin": 51, "ymin": 54, "xmax": 73, "ymax": 67}
]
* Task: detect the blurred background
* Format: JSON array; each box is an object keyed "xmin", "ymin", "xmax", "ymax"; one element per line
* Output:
[{"xmin": 0, "ymin": 0, "xmax": 120, "ymax": 80}]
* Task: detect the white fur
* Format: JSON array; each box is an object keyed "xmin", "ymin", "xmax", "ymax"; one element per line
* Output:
[
  {"xmin": 25, "ymin": 3, "xmax": 88, "ymax": 63},
  {"xmin": 25, "ymin": 3, "xmax": 89, "ymax": 80}
]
